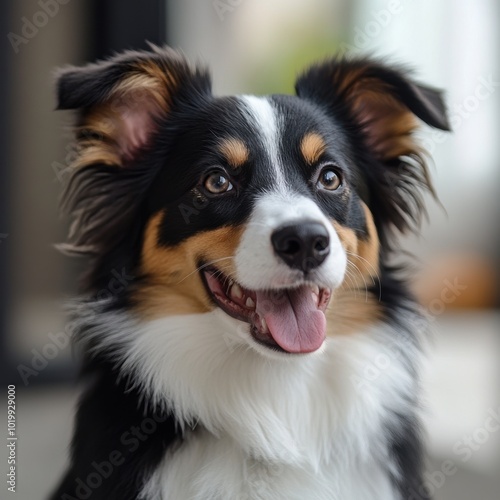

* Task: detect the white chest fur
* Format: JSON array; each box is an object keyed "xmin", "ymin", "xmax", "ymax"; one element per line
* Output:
[
  {"xmin": 86, "ymin": 308, "xmax": 418, "ymax": 500},
  {"xmin": 142, "ymin": 429, "xmax": 398, "ymax": 500}
]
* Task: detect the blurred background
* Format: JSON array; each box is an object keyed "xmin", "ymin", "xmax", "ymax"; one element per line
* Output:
[{"xmin": 0, "ymin": 0, "xmax": 499, "ymax": 498}]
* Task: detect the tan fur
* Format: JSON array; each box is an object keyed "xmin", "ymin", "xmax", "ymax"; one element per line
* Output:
[
  {"xmin": 327, "ymin": 203, "xmax": 382, "ymax": 336},
  {"xmin": 218, "ymin": 138, "xmax": 249, "ymax": 168},
  {"xmin": 333, "ymin": 67, "xmax": 421, "ymax": 160},
  {"xmin": 334, "ymin": 203, "xmax": 379, "ymax": 288},
  {"xmin": 71, "ymin": 142, "xmax": 121, "ymax": 169},
  {"xmin": 134, "ymin": 211, "xmax": 243, "ymax": 319},
  {"xmin": 116, "ymin": 66, "xmax": 169, "ymax": 108},
  {"xmin": 355, "ymin": 204, "xmax": 380, "ymax": 278},
  {"xmin": 353, "ymin": 94, "xmax": 420, "ymax": 159},
  {"xmin": 326, "ymin": 290, "xmax": 384, "ymax": 336},
  {"xmin": 332, "ymin": 222, "xmax": 358, "ymax": 256},
  {"xmin": 300, "ymin": 133, "xmax": 326, "ymax": 165},
  {"xmin": 72, "ymin": 60, "xmax": 178, "ymax": 171}
]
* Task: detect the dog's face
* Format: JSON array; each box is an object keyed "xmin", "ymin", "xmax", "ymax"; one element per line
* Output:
[
  {"xmin": 141, "ymin": 94, "xmax": 358, "ymax": 354},
  {"xmin": 57, "ymin": 46, "xmax": 449, "ymax": 357}
]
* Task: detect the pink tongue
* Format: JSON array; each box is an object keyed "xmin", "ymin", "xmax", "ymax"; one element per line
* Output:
[{"xmin": 255, "ymin": 287, "xmax": 326, "ymax": 353}]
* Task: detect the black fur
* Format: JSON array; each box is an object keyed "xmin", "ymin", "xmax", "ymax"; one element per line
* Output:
[
  {"xmin": 50, "ymin": 364, "xmax": 183, "ymax": 500},
  {"xmin": 56, "ymin": 46, "xmax": 210, "ymax": 111},
  {"xmin": 374, "ymin": 267, "xmax": 431, "ymax": 499}
]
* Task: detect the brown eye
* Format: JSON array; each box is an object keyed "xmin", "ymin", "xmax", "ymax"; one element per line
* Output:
[
  {"xmin": 203, "ymin": 171, "xmax": 234, "ymax": 195},
  {"xmin": 317, "ymin": 167, "xmax": 342, "ymax": 191}
]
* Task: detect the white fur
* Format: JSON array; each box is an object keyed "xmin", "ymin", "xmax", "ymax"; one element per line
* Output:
[
  {"xmin": 234, "ymin": 191, "xmax": 347, "ymax": 292},
  {"xmin": 77, "ymin": 303, "xmax": 420, "ymax": 500},
  {"xmin": 239, "ymin": 95, "xmax": 287, "ymax": 192}
]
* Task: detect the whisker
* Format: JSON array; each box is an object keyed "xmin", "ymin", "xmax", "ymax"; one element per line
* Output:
[
  {"xmin": 174, "ymin": 256, "xmax": 235, "ymax": 285},
  {"xmin": 342, "ymin": 268, "xmax": 359, "ymax": 297},
  {"xmin": 345, "ymin": 251, "xmax": 381, "ymax": 287},
  {"xmin": 346, "ymin": 261, "xmax": 370, "ymax": 302},
  {"xmin": 345, "ymin": 251, "xmax": 382, "ymax": 302}
]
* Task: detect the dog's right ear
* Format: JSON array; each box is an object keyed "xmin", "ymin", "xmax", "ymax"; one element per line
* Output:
[
  {"xmin": 56, "ymin": 45, "xmax": 211, "ymax": 168},
  {"xmin": 55, "ymin": 46, "xmax": 211, "ymax": 262}
]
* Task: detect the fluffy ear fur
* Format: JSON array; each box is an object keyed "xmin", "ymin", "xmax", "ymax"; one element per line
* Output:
[
  {"xmin": 56, "ymin": 45, "xmax": 210, "ymax": 166},
  {"xmin": 55, "ymin": 45, "xmax": 211, "ymax": 272},
  {"xmin": 295, "ymin": 58, "xmax": 450, "ymax": 242}
]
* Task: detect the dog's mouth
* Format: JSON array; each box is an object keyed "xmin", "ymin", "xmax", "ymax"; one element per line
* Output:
[{"xmin": 201, "ymin": 266, "xmax": 331, "ymax": 354}]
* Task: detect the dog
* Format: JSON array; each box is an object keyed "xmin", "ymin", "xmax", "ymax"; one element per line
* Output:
[{"xmin": 50, "ymin": 45, "xmax": 449, "ymax": 500}]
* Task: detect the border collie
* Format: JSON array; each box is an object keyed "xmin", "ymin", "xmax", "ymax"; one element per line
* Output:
[{"xmin": 50, "ymin": 45, "xmax": 449, "ymax": 500}]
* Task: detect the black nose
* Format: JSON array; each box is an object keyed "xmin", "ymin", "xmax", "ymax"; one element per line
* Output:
[{"xmin": 271, "ymin": 221, "xmax": 330, "ymax": 272}]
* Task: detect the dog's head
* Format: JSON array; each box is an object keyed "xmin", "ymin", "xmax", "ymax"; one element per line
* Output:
[{"xmin": 56, "ymin": 45, "xmax": 449, "ymax": 357}]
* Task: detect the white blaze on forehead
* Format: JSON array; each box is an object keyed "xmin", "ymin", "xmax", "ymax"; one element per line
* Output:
[{"xmin": 238, "ymin": 95, "xmax": 286, "ymax": 191}]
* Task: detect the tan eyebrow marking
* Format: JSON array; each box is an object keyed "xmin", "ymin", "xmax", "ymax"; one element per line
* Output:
[
  {"xmin": 300, "ymin": 132, "xmax": 326, "ymax": 165},
  {"xmin": 218, "ymin": 137, "xmax": 249, "ymax": 168}
]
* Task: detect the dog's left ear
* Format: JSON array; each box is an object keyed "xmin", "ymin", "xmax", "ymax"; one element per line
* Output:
[
  {"xmin": 295, "ymin": 58, "xmax": 450, "ymax": 162},
  {"xmin": 295, "ymin": 58, "xmax": 450, "ymax": 239}
]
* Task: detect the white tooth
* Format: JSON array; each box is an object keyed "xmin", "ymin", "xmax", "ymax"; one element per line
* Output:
[
  {"xmin": 231, "ymin": 283, "xmax": 243, "ymax": 300},
  {"xmin": 260, "ymin": 317, "xmax": 268, "ymax": 332},
  {"xmin": 246, "ymin": 297, "xmax": 255, "ymax": 308},
  {"xmin": 311, "ymin": 285, "xmax": 320, "ymax": 295}
]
